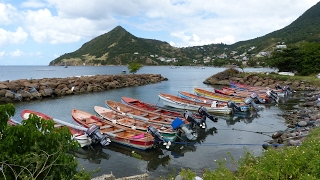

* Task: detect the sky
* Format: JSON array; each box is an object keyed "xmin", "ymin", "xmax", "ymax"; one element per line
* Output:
[{"xmin": 0, "ymin": 0, "xmax": 319, "ymax": 65}]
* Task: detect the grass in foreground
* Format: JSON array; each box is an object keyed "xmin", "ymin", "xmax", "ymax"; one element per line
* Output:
[{"xmin": 158, "ymin": 127, "xmax": 320, "ymax": 180}]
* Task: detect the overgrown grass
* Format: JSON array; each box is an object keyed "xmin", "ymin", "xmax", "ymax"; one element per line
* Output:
[{"xmin": 160, "ymin": 127, "xmax": 320, "ymax": 180}]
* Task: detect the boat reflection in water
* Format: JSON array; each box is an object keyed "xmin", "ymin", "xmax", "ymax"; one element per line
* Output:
[
  {"xmin": 218, "ymin": 111, "xmax": 260, "ymax": 125},
  {"xmin": 71, "ymin": 124, "xmax": 218, "ymax": 172},
  {"xmin": 106, "ymin": 143, "xmax": 171, "ymax": 172},
  {"xmin": 70, "ymin": 144, "xmax": 111, "ymax": 164},
  {"xmin": 167, "ymin": 126, "xmax": 217, "ymax": 158}
]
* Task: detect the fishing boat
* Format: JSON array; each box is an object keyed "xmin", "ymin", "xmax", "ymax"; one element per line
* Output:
[
  {"xmin": 71, "ymin": 109, "xmax": 155, "ymax": 150},
  {"xmin": 194, "ymin": 87, "xmax": 246, "ymax": 103},
  {"xmin": 178, "ymin": 91, "xmax": 251, "ymax": 112},
  {"xmin": 121, "ymin": 96, "xmax": 184, "ymax": 118},
  {"xmin": 20, "ymin": 109, "xmax": 109, "ymax": 147},
  {"xmin": 106, "ymin": 100, "xmax": 181, "ymax": 125},
  {"xmin": 94, "ymin": 105, "xmax": 177, "ymax": 142},
  {"xmin": 158, "ymin": 93, "xmax": 233, "ymax": 115},
  {"xmin": 121, "ymin": 96, "xmax": 219, "ymax": 122},
  {"xmin": 228, "ymin": 82, "xmax": 284, "ymax": 100},
  {"xmin": 7, "ymin": 118, "xmax": 20, "ymax": 126}
]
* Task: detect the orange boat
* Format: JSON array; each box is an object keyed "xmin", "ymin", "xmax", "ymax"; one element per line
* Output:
[
  {"xmin": 194, "ymin": 88, "xmax": 246, "ymax": 103},
  {"xmin": 121, "ymin": 96, "xmax": 184, "ymax": 118},
  {"xmin": 72, "ymin": 109, "xmax": 155, "ymax": 150},
  {"xmin": 20, "ymin": 109, "xmax": 108, "ymax": 147}
]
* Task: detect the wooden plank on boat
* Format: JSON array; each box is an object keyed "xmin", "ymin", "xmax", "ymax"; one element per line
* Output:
[{"xmin": 100, "ymin": 125, "xmax": 113, "ymax": 129}]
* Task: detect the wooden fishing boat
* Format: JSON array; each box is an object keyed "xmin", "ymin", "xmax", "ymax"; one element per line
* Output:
[
  {"xmin": 178, "ymin": 91, "xmax": 250, "ymax": 112},
  {"xmin": 20, "ymin": 109, "xmax": 95, "ymax": 148},
  {"xmin": 121, "ymin": 96, "xmax": 184, "ymax": 118},
  {"xmin": 105, "ymin": 100, "xmax": 183, "ymax": 125},
  {"xmin": 194, "ymin": 87, "xmax": 246, "ymax": 103},
  {"xmin": 72, "ymin": 109, "xmax": 155, "ymax": 150},
  {"xmin": 230, "ymin": 82, "xmax": 293, "ymax": 97},
  {"xmin": 94, "ymin": 105, "xmax": 177, "ymax": 141},
  {"xmin": 120, "ymin": 96, "xmax": 219, "ymax": 126},
  {"xmin": 158, "ymin": 93, "xmax": 233, "ymax": 114},
  {"xmin": 215, "ymin": 87, "xmax": 270, "ymax": 100}
]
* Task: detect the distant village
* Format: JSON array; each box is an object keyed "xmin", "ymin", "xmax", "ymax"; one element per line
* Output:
[{"xmin": 136, "ymin": 42, "xmax": 287, "ymax": 65}]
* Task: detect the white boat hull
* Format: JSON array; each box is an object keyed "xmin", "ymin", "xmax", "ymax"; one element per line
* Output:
[
  {"xmin": 159, "ymin": 94, "xmax": 232, "ymax": 114},
  {"xmin": 73, "ymin": 134, "xmax": 92, "ymax": 147}
]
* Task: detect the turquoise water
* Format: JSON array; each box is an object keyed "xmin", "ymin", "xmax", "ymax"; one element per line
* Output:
[{"xmin": 4, "ymin": 66, "xmax": 287, "ymax": 178}]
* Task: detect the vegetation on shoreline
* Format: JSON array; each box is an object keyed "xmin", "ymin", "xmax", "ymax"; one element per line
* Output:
[
  {"xmin": 0, "ymin": 104, "xmax": 93, "ymax": 179},
  {"xmin": 156, "ymin": 127, "xmax": 320, "ymax": 179}
]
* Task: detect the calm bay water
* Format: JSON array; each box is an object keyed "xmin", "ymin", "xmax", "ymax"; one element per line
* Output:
[{"xmin": 2, "ymin": 65, "xmax": 289, "ymax": 179}]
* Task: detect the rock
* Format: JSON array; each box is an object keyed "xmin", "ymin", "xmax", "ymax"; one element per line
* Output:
[
  {"xmin": 272, "ymin": 131, "xmax": 283, "ymax": 139},
  {"xmin": 298, "ymin": 121, "xmax": 308, "ymax": 127}
]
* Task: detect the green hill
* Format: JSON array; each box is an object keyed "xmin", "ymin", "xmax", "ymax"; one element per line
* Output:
[{"xmin": 49, "ymin": 2, "xmax": 320, "ymax": 66}]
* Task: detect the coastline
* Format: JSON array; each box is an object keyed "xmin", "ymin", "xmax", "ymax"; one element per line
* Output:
[{"xmin": 203, "ymin": 68, "xmax": 320, "ymax": 149}]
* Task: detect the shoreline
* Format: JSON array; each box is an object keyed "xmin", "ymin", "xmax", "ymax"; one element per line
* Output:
[{"xmin": 203, "ymin": 68, "xmax": 320, "ymax": 149}]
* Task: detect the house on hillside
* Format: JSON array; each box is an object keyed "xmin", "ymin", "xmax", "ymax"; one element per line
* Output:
[
  {"xmin": 217, "ymin": 53, "xmax": 227, "ymax": 59},
  {"xmin": 255, "ymin": 51, "xmax": 270, "ymax": 58}
]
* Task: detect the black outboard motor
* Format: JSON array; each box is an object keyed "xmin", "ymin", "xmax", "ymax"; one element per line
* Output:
[
  {"xmin": 147, "ymin": 125, "xmax": 165, "ymax": 143},
  {"xmin": 197, "ymin": 106, "xmax": 218, "ymax": 122},
  {"xmin": 275, "ymin": 84, "xmax": 282, "ymax": 90},
  {"xmin": 227, "ymin": 100, "xmax": 243, "ymax": 112},
  {"xmin": 171, "ymin": 117, "xmax": 198, "ymax": 141},
  {"xmin": 184, "ymin": 110, "xmax": 205, "ymax": 129},
  {"xmin": 147, "ymin": 125, "xmax": 171, "ymax": 148},
  {"xmin": 86, "ymin": 124, "xmax": 111, "ymax": 146},
  {"xmin": 244, "ymin": 94, "xmax": 260, "ymax": 110}
]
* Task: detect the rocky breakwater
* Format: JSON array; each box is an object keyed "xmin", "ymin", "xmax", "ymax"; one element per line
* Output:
[
  {"xmin": 0, "ymin": 74, "xmax": 167, "ymax": 103},
  {"xmin": 203, "ymin": 68, "xmax": 319, "ymax": 91},
  {"xmin": 203, "ymin": 68, "xmax": 320, "ymax": 149}
]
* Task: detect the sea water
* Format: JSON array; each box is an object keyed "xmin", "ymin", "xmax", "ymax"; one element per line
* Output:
[{"xmin": 3, "ymin": 65, "xmax": 287, "ymax": 178}]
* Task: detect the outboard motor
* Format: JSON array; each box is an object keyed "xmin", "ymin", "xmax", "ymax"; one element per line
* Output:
[
  {"xmin": 282, "ymin": 85, "xmax": 295, "ymax": 96},
  {"xmin": 250, "ymin": 92, "xmax": 266, "ymax": 104},
  {"xmin": 147, "ymin": 125, "xmax": 171, "ymax": 148},
  {"xmin": 275, "ymin": 84, "xmax": 282, "ymax": 90},
  {"xmin": 266, "ymin": 89, "xmax": 279, "ymax": 103},
  {"xmin": 171, "ymin": 117, "xmax": 197, "ymax": 140},
  {"xmin": 197, "ymin": 106, "xmax": 218, "ymax": 122},
  {"xmin": 286, "ymin": 85, "xmax": 295, "ymax": 93},
  {"xmin": 227, "ymin": 100, "xmax": 243, "ymax": 112},
  {"xmin": 184, "ymin": 110, "xmax": 205, "ymax": 129},
  {"xmin": 86, "ymin": 124, "xmax": 111, "ymax": 146},
  {"xmin": 244, "ymin": 95, "xmax": 260, "ymax": 110}
]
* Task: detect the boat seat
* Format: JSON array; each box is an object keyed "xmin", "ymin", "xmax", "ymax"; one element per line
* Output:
[
  {"xmin": 100, "ymin": 125, "xmax": 113, "ymax": 129},
  {"xmin": 110, "ymin": 129, "xmax": 125, "ymax": 133},
  {"xmin": 150, "ymin": 116, "xmax": 160, "ymax": 120},
  {"xmin": 140, "ymin": 113, "xmax": 148, "ymax": 117}
]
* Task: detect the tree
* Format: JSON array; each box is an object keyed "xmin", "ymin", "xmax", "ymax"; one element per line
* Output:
[
  {"xmin": 0, "ymin": 103, "xmax": 92, "ymax": 179},
  {"xmin": 128, "ymin": 62, "xmax": 143, "ymax": 74}
]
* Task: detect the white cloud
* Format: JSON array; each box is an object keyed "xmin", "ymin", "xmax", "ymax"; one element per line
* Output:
[
  {"xmin": 20, "ymin": 0, "xmax": 46, "ymax": 8},
  {"xmin": 0, "ymin": 51, "xmax": 5, "ymax": 57},
  {"xmin": 0, "ymin": 27, "xmax": 28, "ymax": 47},
  {"xmin": 171, "ymin": 32, "xmax": 215, "ymax": 47},
  {"xmin": 23, "ymin": 8, "xmax": 117, "ymax": 44},
  {"xmin": 9, "ymin": 49, "xmax": 24, "ymax": 57},
  {"xmin": 0, "ymin": 3, "xmax": 18, "ymax": 25}
]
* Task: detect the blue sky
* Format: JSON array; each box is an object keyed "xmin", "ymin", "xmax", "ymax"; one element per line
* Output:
[{"xmin": 0, "ymin": 0, "xmax": 318, "ymax": 65}]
